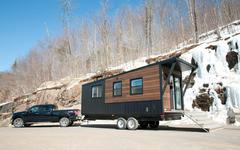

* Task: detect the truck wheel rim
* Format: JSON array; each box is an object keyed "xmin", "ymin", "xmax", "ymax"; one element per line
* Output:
[
  {"xmin": 61, "ymin": 118, "xmax": 69, "ymax": 126},
  {"xmin": 118, "ymin": 120, "xmax": 124, "ymax": 128},
  {"xmin": 14, "ymin": 118, "xmax": 23, "ymax": 127},
  {"xmin": 128, "ymin": 120, "xmax": 135, "ymax": 129}
]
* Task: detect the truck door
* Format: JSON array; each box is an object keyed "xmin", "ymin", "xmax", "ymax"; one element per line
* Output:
[
  {"xmin": 26, "ymin": 106, "xmax": 42, "ymax": 122},
  {"xmin": 39, "ymin": 105, "xmax": 53, "ymax": 122}
]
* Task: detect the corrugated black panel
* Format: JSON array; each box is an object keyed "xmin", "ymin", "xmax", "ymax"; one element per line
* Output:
[{"xmin": 81, "ymin": 79, "xmax": 163, "ymax": 119}]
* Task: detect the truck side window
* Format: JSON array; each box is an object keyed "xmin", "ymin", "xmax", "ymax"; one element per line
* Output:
[
  {"xmin": 41, "ymin": 106, "xmax": 52, "ymax": 112},
  {"xmin": 29, "ymin": 106, "xmax": 39, "ymax": 113},
  {"xmin": 130, "ymin": 78, "xmax": 143, "ymax": 95},
  {"xmin": 92, "ymin": 85, "xmax": 103, "ymax": 98}
]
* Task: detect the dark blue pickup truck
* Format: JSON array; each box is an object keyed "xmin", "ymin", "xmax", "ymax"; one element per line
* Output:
[{"xmin": 11, "ymin": 104, "xmax": 81, "ymax": 127}]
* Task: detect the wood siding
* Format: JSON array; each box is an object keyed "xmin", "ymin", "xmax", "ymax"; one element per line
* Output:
[
  {"xmin": 105, "ymin": 64, "xmax": 161, "ymax": 103},
  {"xmin": 163, "ymin": 84, "xmax": 171, "ymax": 111}
]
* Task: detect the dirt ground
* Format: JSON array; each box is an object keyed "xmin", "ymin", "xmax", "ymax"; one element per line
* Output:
[{"xmin": 0, "ymin": 122, "xmax": 240, "ymax": 150}]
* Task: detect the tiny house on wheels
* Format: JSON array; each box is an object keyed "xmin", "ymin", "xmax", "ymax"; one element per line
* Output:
[{"xmin": 81, "ymin": 57, "xmax": 196, "ymax": 130}]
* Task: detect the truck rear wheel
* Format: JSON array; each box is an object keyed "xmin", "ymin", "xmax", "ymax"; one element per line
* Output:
[
  {"xmin": 127, "ymin": 117, "xmax": 138, "ymax": 130},
  {"xmin": 149, "ymin": 121, "xmax": 159, "ymax": 129},
  {"xmin": 59, "ymin": 117, "xmax": 70, "ymax": 127},
  {"xmin": 117, "ymin": 117, "xmax": 127, "ymax": 129}
]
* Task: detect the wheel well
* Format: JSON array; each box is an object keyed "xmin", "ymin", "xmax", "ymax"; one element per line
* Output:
[
  {"xmin": 58, "ymin": 116, "xmax": 70, "ymax": 121},
  {"xmin": 13, "ymin": 116, "xmax": 23, "ymax": 121}
]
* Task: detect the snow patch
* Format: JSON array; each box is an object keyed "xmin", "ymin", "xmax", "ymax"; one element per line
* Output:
[{"xmin": 108, "ymin": 57, "xmax": 148, "ymax": 72}]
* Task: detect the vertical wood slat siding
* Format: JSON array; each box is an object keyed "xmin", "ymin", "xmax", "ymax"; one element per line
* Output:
[
  {"xmin": 163, "ymin": 84, "xmax": 171, "ymax": 111},
  {"xmin": 105, "ymin": 64, "xmax": 161, "ymax": 103}
]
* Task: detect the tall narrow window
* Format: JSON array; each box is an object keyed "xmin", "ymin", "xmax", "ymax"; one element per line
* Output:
[
  {"xmin": 113, "ymin": 81, "xmax": 122, "ymax": 96},
  {"xmin": 130, "ymin": 78, "xmax": 143, "ymax": 95},
  {"xmin": 91, "ymin": 85, "xmax": 103, "ymax": 98}
]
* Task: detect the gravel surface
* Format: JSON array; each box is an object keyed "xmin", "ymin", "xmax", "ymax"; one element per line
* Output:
[{"xmin": 0, "ymin": 123, "xmax": 239, "ymax": 150}]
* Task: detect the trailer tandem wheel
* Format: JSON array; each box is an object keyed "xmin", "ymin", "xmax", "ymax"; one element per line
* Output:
[
  {"xmin": 116, "ymin": 117, "xmax": 127, "ymax": 129},
  {"xmin": 127, "ymin": 117, "xmax": 138, "ymax": 130}
]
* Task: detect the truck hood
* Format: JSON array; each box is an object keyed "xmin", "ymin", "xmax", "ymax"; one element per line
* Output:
[{"xmin": 13, "ymin": 111, "xmax": 27, "ymax": 116}]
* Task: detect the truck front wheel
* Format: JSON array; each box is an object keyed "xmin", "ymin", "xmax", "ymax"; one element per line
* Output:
[{"xmin": 13, "ymin": 118, "xmax": 24, "ymax": 128}]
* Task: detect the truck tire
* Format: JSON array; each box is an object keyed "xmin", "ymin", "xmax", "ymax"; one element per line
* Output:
[
  {"xmin": 116, "ymin": 117, "xmax": 127, "ymax": 129},
  {"xmin": 59, "ymin": 117, "xmax": 70, "ymax": 127},
  {"xmin": 127, "ymin": 117, "xmax": 138, "ymax": 130},
  {"xmin": 139, "ymin": 121, "xmax": 148, "ymax": 129},
  {"xmin": 13, "ymin": 118, "xmax": 24, "ymax": 128},
  {"xmin": 149, "ymin": 121, "xmax": 159, "ymax": 129}
]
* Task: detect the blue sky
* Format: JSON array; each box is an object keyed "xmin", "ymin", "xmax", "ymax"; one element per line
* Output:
[{"xmin": 0, "ymin": 0, "xmax": 141, "ymax": 72}]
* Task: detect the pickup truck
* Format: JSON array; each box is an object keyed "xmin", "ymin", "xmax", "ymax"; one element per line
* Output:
[{"xmin": 11, "ymin": 104, "xmax": 81, "ymax": 127}]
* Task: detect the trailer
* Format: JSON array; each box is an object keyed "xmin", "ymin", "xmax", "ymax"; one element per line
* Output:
[{"xmin": 81, "ymin": 57, "xmax": 196, "ymax": 130}]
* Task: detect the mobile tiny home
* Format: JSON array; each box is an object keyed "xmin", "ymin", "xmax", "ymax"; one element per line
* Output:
[{"xmin": 81, "ymin": 57, "xmax": 196, "ymax": 130}]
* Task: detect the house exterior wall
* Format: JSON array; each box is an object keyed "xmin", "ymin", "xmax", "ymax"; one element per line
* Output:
[{"xmin": 105, "ymin": 64, "xmax": 161, "ymax": 103}]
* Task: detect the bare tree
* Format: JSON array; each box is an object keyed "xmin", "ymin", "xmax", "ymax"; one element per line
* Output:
[
  {"xmin": 144, "ymin": 0, "xmax": 153, "ymax": 56},
  {"xmin": 188, "ymin": 0, "xmax": 198, "ymax": 43},
  {"xmin": 60, "ymin": 0, "xmax": 73, "ymax": 55}
]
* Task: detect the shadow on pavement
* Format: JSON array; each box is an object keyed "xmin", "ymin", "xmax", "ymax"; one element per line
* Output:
[
  {"xmin": 17, "ymin": 123, "xmax": 82, "ymax": 128},
  {"xmin": 157, "ymin": 125, "xmax": 208, "ymax": 132},
  {"xmin": 80, "ymin": 124, "xmax": 117, "ymax": 129},
  {"xmin": 12, "ymin": 123, "xmax": 208, "ymax": 132},
  {"xmin": 80, "ymin": 124, "xmax": 208, "ymax": 132}
]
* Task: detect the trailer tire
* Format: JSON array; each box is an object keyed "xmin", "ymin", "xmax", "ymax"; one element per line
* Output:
[
  {"xmin": 149, "ymin": 121, "xmax": 159, "ymax": 129},
  {"xmin": 139, "ymin": 121, "xmax": 148, "ymax": 129},
  {"xmin": 117, "ymin": 117, "xmax": 127, "ymax": 129},
  {"xmin": 127, "ymin": 117, "xmax": 138, "ymax": 130}
]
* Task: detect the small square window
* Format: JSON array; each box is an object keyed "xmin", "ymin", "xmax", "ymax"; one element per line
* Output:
[
  {"xmin": 130, "ymin": 78, "xmax": 143, "ymax": 95},
  {"xmin": 92, "ymin": 85, "xmax": 103, "ymax": 98},
  {"xmin": 113, "ymin": 81, "xmax": 122, "ymax": 96}
]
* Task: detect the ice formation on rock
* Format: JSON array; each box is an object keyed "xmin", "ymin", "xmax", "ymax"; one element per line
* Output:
[
  {"xmin": 209, "ymin": 89, "xmax": 224, "ymax": 112},
  {"xmin": 181, "ymin": 34, "xmax": 240, "ymax": 124}
]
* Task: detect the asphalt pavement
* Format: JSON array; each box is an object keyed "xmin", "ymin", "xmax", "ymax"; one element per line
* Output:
[{"xmin": 0, "ymin": 122, "xmax": 239, "ymax": 150}]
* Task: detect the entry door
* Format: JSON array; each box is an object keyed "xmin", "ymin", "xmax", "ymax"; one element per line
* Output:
[{"xmin": 170, "ymin": 76, "xmax": 183, "ymax": 110}]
